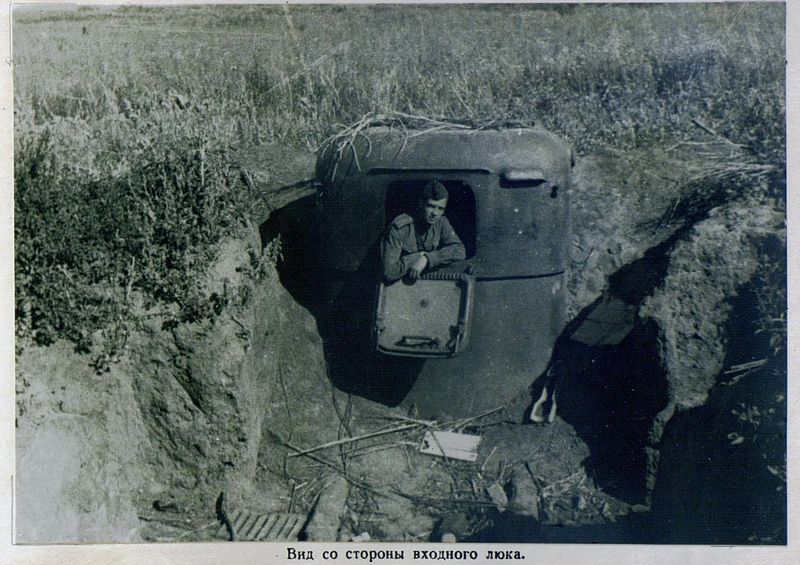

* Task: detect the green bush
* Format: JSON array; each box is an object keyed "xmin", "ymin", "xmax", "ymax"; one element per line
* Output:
[{"xmin": 15, "ymin": 121, "xmax": 251, "ymax": 367}]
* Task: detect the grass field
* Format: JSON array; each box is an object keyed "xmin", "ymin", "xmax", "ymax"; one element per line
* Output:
[{"xmin": 13, "ymin": 3, "xmax": 786, "ymax": 360}]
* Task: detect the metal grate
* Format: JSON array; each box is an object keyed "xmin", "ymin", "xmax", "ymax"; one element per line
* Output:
[{"xmin": 215, "ymin": 510, "xmax": 306, "ymax": 541}]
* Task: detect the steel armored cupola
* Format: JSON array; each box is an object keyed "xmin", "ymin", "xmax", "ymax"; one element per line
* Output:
[{"xmin": 314, "ymin": 124, "xmax": 573, "ymax": 277}]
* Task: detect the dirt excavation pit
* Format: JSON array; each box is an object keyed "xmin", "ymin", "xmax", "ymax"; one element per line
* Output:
[
  {"xmin": 14, "ymin": 145, "xmax": 785, "ymax": 545},
  {"xmin": 255, "ymin": 143, "xmax": 785, "ymax": 544}
]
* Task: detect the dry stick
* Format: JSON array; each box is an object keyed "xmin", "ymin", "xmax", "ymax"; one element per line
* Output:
[
  {"xmin": 391, "ymin": 110, "xmax": 472, "ymax": 129},
  {"xmin": 402, "ymin": 444, "xmax": 414, "ymax": 474},
  {"xmin": 394, "ymin": 491, "xmax": 497, "ymax": 509},
  {"xmin": 370, "ymin": 411, "xmax": 438, "ymax": 428},
  {"xmin": 690, "ymin": 118, "xmax": 746, "ymax": 150},
  {"xmin": 287, "ymin": 423, "xmax": 420, "ymax": 458},
  {"xmin": 348, "ymin": 443, "xmax": 405, "ymax": 458},
  {"xmin": 691, "ymin": 117, "xmax": 744, "ymax": 145},
  {"xmin": 327, "ymin": 378, "xmax": 354, "ymax": 472},
  {"xmin": 281, "ymin": 439, "xmax": 394, "ymax": 499},
  {"xmin": 725, "ymin": 359, "xmax": 767, "ymax": 374},
  {"xmin": 376, "ymin": 404, "xmax": 502, "ymax": 433},
  {"xmin": 691, "ymin": 117, "xmax": 721, "ymax": 137},
  {"xmin": 451, "ymin": 405, "xmax": 508, "ymax": 431},
  {"xmin": 541, "ymin": 470, "xmax": 584, "ymax": 495},
  {"xmin": 277, "ymin": 363, "xmax": 295, "ymax": 482},
  {"xmin": 405, "ymin": 124, "xmax": 455, "ymax": 139},
  {"xmin": 480, "ymin": 446, "xmax": 498, "ymax": 475},
  {"xmin": 173, "ymin": 520, "xmax": 220, "ymax": 542}
]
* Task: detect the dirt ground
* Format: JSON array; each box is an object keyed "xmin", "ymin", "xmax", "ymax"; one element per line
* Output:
[{"xmin": 14, "ymin": 141, "xmax": 786, "ymax": 544}]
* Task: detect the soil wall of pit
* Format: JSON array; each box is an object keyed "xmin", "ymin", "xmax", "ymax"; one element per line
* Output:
[{"xmin": 15, "ymin": 225, "xmax": 335, "ymax": 542}]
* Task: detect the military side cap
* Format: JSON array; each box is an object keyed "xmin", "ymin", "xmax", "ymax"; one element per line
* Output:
[{"xmin": 422, "ymin": 180, "xmax": 449, "ymax": 201}]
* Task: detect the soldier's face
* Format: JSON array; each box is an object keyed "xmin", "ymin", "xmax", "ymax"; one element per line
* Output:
[{"xmin": 421, "ymin": 197, "xmax": 448, "ymax": 225}]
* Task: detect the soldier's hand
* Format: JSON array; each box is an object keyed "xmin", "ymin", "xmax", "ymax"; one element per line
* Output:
[{"xmin": 407, "ymin": 254, "xmax": 429, "ymax": 281}]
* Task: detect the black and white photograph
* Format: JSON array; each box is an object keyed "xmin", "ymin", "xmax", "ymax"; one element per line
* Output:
[{"xmin": 8, "ymin": 0, "xmax": 790, "ymax": 556}]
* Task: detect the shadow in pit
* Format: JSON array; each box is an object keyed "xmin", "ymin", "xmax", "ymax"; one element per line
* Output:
[
  {"xmin": 260, "ymin": 197, "xmax": 424, "ymax": 407},
  {"xmin": 648, "ymin": 281, "xmax": 787, "ymax": 544},
  {"xmin": 259, "ymin": 195, "xmax": 323, "ymax": 310},
  {"xmin": 552, "ymin": 321, "xmax": 668, "ymax": 504},
  {"xmin": 532, "ymin": 237, "xmax": 680, "ymax": 504}
]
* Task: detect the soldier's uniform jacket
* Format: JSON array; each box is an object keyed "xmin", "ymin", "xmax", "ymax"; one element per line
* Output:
[{"xmin": 381, "ymin": 213, "xmax": 466, "ymax": 281}]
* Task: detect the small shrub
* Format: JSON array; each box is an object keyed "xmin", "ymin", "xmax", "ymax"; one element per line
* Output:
[{"xmin": 15, "ymin": 123, "xmax": 251, "ymax": 368}]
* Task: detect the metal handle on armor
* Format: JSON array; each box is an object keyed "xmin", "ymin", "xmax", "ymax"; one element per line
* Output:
[{"xmin": 397, "ymin": 335, "xmax": 441, "ymax": 348}]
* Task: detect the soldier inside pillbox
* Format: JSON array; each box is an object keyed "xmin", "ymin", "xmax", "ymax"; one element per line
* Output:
[{"xmin": 381, "ymin": 180, "xmax": 466, "ymax": 282}]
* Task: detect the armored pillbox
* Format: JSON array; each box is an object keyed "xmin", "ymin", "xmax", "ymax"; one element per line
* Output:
[{"xmin": 314, "ymin": 125, "xmax": 574, "ymax": 418}]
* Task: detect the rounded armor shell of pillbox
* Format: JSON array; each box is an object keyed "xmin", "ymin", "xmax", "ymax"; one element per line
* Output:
[{"xmin": 421, "ymin": 180, "xmax": 449, "ymax": 201}]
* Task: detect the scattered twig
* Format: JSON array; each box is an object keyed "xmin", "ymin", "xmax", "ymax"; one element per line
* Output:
[
  {"xmin": 281, "ymin": 438, "xmax": 394, "ymax": 498},
  {"xmin": 724, "ymin": 358, "xmax": 767, "ymax": 374},
  {"xmin": 277, "ymin": 363, "xmax": 295, "ymax": 481},
  {"xmin": 406, "ymin": 124, "xmax": 456, "ymax": 139},
  {"xmin": 366, "ymin": 407, "xmax": 438, "ymax": 428},
  {"xmin": 450, "ymin": 405, "xmax": 508, "ymax": 431},
  {"xmin": 393, "ymin": 491, "xmax": 496, "ymax": 509},
  {"xmin": 173, "ymin": 520, "xmax": 220, "ymax": 542},
  {"xmin": 480, "ymin": 446, "xmax": 498, "ymax": 475},
  {"xmin": 318, "ymin": 111, "xmax": 506, "ymax": 183},
  {"xmin": 390, "ymin": 111, "xmax": 473, "ymax": 129},
  {"xmin": 541, "ymin": 470, "xmax": 584, "ymax": 495},
  {"xmin": 347, "ymin": 443, "xmax": 404, "ymax": 458},
  {"xmin": 287, "ymin": 423, "xmax": 419, "ymax": 458},
  {"xmin": 690, "ymin": 117, "xmax": 747, "ymax": 151}
]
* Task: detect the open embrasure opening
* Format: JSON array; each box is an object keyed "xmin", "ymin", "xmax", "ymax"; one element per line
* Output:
[{"xmin": 384, "ymin": 179, "xmax": 477, "ymax": 259}]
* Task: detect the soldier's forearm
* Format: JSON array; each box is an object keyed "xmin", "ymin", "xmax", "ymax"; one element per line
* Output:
[
  {"xmin": 383, "ymin": 252, "xmax": 424, "ymax": 281},
  {"xmin": 428, "ymin": 244, "xmax": 466, "ymax": 267},
  {"xmin": 383, "ymin": 260, "xmax": 406, "ymax": 281}
]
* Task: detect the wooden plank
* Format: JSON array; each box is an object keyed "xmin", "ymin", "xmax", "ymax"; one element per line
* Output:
[
  {"xmin": 215, "ymin": 511, "xmax": 307, "ymax": 541},
  {"xmin": 286, "ymin": 516, "xmax": 306, "ymax": 540},
  {"xmin": 419, "ymin": 430, "xmax": 481, "ymax": 462},
  {"xmin": 263, "ymin": 514, "xmax": 288, "ymax": 540},
  {"xmin": 570, "ymin": 296, "xmax": 636, "ymax": 347},
  {"xmin": 231, "ymin": 509, "xmax": 246, "ymax": 532},
  {"xmin": 279, "ymin": 515, "xmax": 301, "ymax": 539},
  {"xmin": 255, "ymin": 514, "xmax": 280, "ymax": 540},
  {"xmin": 243, "ymin": 512, "xmax": 264, "ymax": 539},
  {"xmin": 237, "ymin": 512, "xmax": 257, "ymax": 539},
  {"xmin": 244, "ymin": 513, "xmax": 269, "ymax": 540},
  {"xmin": 266, "ymin": 515, "xmax": 289, "ymax": 540}
]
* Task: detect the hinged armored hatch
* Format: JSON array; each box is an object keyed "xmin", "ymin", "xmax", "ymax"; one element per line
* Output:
[{"xmin": 374, "ymin": 272, "xmax": 475, "ymax": 358}]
